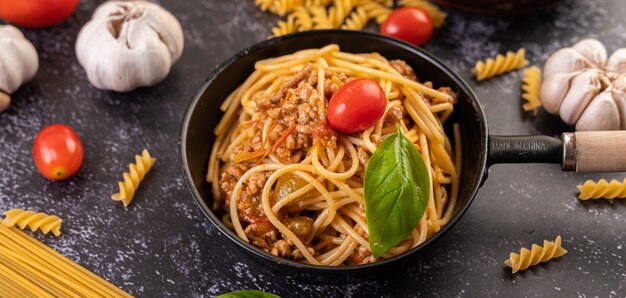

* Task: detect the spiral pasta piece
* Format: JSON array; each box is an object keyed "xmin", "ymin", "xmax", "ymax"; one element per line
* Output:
[
  {"xmin": 111, "ymin": 149, "xmax": 156, "ymax": 207},
  {"xmin": 400, "ymin": 0, "xmax": 447, "ymax": 28},
  {"xmin": 329, "ymin": 0, "xmax": 358, "ymax": 27},
  {"xmin": 521, "ymin": 66, "xmax": 542, "ymax": 115},
  {"xmin": 341, "ymin": 6, "xmax": 369, "ymax": 30},
  {"xmin": 2, "ymin": 209, "xmax": 62, "ymax": 236},
  {"xmin": 577, "ymin": 178, "xmax": 626, "ymax": 200},
  {"xmin": 271, "ymin": 0, "xmax": 304, "ymax": 15},
  {"xmin": 357, "ymin": 0, "xmax": 391, "ymax": 24},
  {"xmin": 472, "ymin": 48, "xmax": 528, "ymax": 81},
  {"xmin": 504, "ymin": 235, "xmax": 567, "ymax": 273},
  {"xmin": 311, "ymin": 6, "xmax": 335, "ymax": 29},
  {"xmin": 272, "ymin": 14, "xmax": 299, "ymax": 36}
]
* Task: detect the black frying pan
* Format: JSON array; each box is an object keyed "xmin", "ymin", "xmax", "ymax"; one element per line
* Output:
[{"xmin": 180, "ymin": 30, "xmax": 626, "ymax": 281}]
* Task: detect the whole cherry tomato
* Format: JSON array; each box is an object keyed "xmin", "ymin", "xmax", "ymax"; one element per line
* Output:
[
  {"xmin": 33, "ymin": 124, "xmax": 84, "ymax": 180},
  {"xmin": 0, "ymin": 0, "xmax": 79, "ymax": 28},
  {"xmin": 327, "ymin": 78, "xmax": 387, "ymax": 134},
  {"xmin": 381, "ymin": 7, "xmax": 434, "ymax": 46}
]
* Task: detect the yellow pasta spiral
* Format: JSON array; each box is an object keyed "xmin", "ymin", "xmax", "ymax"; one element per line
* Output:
[
  {"xmin": 111, "ymin": 149, "xmax": 156, "ymax": 207},
  {"xmin": 521, "ymin": 66, "xmax": 542, "ymax": 115},
  {"xmin": 311, "ymin": 6, "xmax": 335, "ymax": 29},
  {"xmin": 329, "ymin": 0, "xmax": 358, "ymax": 27},
  {"xmin": 577, "ymin": 178, "xmax": 626, "ymax": 200},
  {"xmin": 270, "ymin": 0, "xmax": 304, "ymax": 15},
  {"xmin": 357, "ymin": 0, "xmax": 391, "ymax": 24},
  {"xmin": 272, "ymin": 14, "xmax": 299, "ymax": 36},
  {"xmin": 504, "ymin": 235, "xmax": 567, "ymax": 273},
  {"xmin": 400, "ymin": 0, "xmax": 447, "ymax": 28},
  {"xmin": 472, "ymin": 48, "xmax": 529, "ymax": 81},
  {"xmin": 2, "ymin": 209, "xmax": 62, "ymax": 236},
  {"xmin": 293, "ymin": 6, "xmax": 314, "ymax": 29},
  {"xmin": 341, "ymin": 6, "xmax": 369, "ymax": 30}
]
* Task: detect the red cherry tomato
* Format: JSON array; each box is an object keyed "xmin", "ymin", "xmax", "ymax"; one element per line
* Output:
[
  {"xmin": 0, "ymin": 0, "xmax": 79, "ymax": 28},
  {"xmin": 381, "ymin": 7, "xmax": 434, "ymax": 46},
  {"xmin": 33, "ymin": 124, "xmax": 84, "ymax": 180},
  {"xmin": 327, "ymin": 79, "xmax": 387, "ymax": 134}
]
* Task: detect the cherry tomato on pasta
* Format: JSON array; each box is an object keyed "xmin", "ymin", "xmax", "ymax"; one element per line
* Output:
[
  {"xmin": 327, "ymin": 78, "xmax": 387, "ymax": 134},
  {"xmin": 33, "ymin": 124, "xmax": 84, "ymax": 180},
  {"xmin": 0, "ymin": 0, "xmax": 79, "ymax": 28},
  {"xmin": 380, "ymin": 7, "xmax": 434, "ymax": 46}
]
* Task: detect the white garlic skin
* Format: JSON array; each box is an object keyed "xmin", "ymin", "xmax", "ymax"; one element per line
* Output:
[
  {"xmin": 558, "ymin": 69, "xmax": 601, "ymax": 125},
  {"xmin": 610, "ymin": 75, "xmax": 626, "ymax": 129},
  {"xmin": 0, "ymin": 25, "xmax": 39, "ymax": 112},
  {"xmin": 543, "ymin": 48, "xmax": 589, "ymax": 78},
  {"xmin": 607, "ymin": 48, "xmax": 626, "ymax": 74},
  {"xmin": 540, "ymin": 71, "xmax": 578, "ymax": 114},
  {"xmin": 75, "ymin": 1, "xmax": 184, "ymax": 92},
  {"xmin": 572, "ymin": 38, "xmax": 607, "ymax": 67},
  {"xmin": 576, "ymin": 90, "xmax": 621, "ymax": 131}
]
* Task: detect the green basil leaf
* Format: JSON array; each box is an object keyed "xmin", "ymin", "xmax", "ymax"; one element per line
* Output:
[
  {"xmin": 216, "ymin": 290, "xmax": 280, "ymax": 298},
  {"xmin": 364, "ymin": 125, "xmax": 430, "ymax": 257}
]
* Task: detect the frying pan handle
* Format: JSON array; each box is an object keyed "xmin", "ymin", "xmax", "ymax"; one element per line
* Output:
[
  {"xmin": 489, "ymin": 131, "xmax": 626, "ymax": 172},
  {"xmin": 487, "ymin": 135, "xmax": 562, "ymax": 166},
  {"xmin": 562, "ymin": 131, "xmax": 626, "ymax": 172}
]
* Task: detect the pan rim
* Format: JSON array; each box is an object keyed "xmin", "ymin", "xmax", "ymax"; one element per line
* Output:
[{"xmin": 180, "ymin": 29, "xmax": 488, "ymax": 272}]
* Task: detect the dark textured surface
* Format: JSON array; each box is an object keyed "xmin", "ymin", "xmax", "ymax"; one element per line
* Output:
[{"xmin": 0, "ymin": 0, "xmax": 625, "ymax": 297}]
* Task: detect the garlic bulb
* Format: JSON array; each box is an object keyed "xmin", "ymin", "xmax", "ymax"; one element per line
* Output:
[
  {"xmin": 0, "ymin": 25, "xmax": 39, "ymax": 112},
  {"xmin": 541, "ymin": 39, "xmax": 626, "ymax": 130},
  {"xmin": 75, "ymin": 1, "xmax": 184, "ymax": 92}
]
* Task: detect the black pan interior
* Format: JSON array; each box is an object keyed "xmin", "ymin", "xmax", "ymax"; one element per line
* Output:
[{"xmin": 180, "ymin": 30, "xmax": 488, "ymax": 274}]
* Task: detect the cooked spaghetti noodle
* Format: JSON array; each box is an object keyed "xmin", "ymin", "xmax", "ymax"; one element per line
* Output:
[{"xmin": 208, "ymin": 44, "xmax": 461, "ymax": 266}]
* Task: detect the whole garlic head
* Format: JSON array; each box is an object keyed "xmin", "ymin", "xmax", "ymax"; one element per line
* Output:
[
  {"xmin": 76, "ymin": 1, "xmax": 184, "ymax": 92},
  {"xmin": 541, "ymin": 39, "xmax": 626, "ymax": 130},
  {"xmin": 0, "ymin": 25, "xmax": 39, "ymax": 112}
]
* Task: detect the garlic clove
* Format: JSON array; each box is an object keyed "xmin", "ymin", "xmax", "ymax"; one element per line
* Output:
[
  {"xmin": 610, "ymin": 75, "xmax": 626, "ymax": 129},
  {"xmin": 576, "ymin": 90, "xmax": 621, "ymax": 131},
  {"xmin": 606, "ymin": 48, "xmax": 626, "ymax": 74},
  {"xmin": 559, "ymin": 69, "xmax": 602, "ymax": 124},
  {"xmin": 572, "ymin": 38, "xmax": 607, "ymax": 67},
  {"xmin": 543, "ymin": 48, "xmax": 590, "ymax": 78},
  {"xmin": 75, "ymin": 1, "xmax": 184, "ymax": 92},
  {"xmin": 0, "ymin": 25, "xmax": 39, "ymax": 95},
  {"xmin": 540, "ymin": 71, "xmax": 579, "ymax": 114}
]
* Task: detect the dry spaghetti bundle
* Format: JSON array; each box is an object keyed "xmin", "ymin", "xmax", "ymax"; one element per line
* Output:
[
  {"xmin": 207, "ymin": 44, "xmax": 461, "ymax": 266},
  {"xmin": 0, "ymin": 224, "xmax": 132, "ymax": 297}
]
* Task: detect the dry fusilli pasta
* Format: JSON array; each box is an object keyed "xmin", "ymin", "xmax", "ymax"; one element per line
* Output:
[
  {"xmin": 357, "ymin": 0, "xmax": 391, "ymax": 24},
  {"xmin": 504, "ymin": 235, "xmax": 567, "ymax": 273},
  {"xmin": 341, "ymin": 6, "xmax": 369, "ymax": 30},
  {"xmin": 311, "ymin": 6, "xmax": 335, "ymax": 29},
  {"xmin": 521, "ymin": 66, "xmax": 542, "ymax": 115},
  {"xmin": 328, "ymin": 0, "xmax": 358, "ymax": 27},
  {"xmin": 2, "ymin": 209, "xmax": 62, "ymax": 236},
  {"xmin": 270, "ymin": 0, "xmax": 304, "ymax": 15},
  {"xmin": 577, "ymin": 178, "xmax": 626, "ymax": 200},
  {"xmin": 272, "ymin": 14, "xmax": 299, "ymax": 36},
  {"xmin": 271, "ymin": 6, "xmax": 314, "ymax": 37},
  {"xmin": 472, "ymin": 48, "xmax": 529, "ymax": 81},
  {"xmin": 111, "ymin": 149, "xmax": 156, "ymax": 207},
  {"xmin": 400, "ymin": 0, "xmax": 447, "ymax": 28}
]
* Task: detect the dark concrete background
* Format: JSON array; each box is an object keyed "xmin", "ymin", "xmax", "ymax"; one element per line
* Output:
[{"xmin": 0, "ymin": 0, "xmax": 625, "ymax": 297}]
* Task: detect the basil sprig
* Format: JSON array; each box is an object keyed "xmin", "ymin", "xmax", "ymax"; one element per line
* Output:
[
  {"xmin": 216, "ymin": 290, "xmax": 280, "ymax": 298},
  {"xmin": 364, "ymin": 126, "xmax": 430, "ymax": 257}
]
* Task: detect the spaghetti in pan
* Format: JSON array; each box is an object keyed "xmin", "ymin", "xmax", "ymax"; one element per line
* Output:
[{"xmin": 207, "ymin": 44, "xmax": 462, "ymax": 266}]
